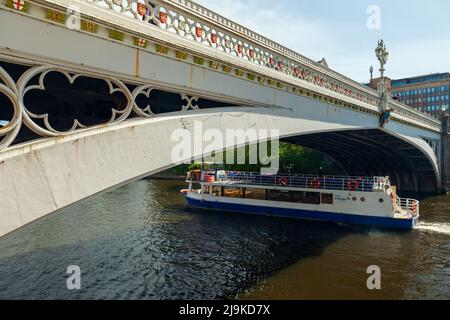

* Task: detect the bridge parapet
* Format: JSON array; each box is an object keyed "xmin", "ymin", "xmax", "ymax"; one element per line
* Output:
[
  {"xmin": 0, "ymin": 0, "xmax": 442, "ymax": 151},
  {"xmin": 18, "ymin": 0, "xmax": 440, "ymax": 132}
]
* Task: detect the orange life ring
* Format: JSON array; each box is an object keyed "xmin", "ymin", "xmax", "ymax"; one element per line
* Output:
[
  {"xmin": 310, "ymin": 178, "xmax": 321, "ymax": 189},
  {"xmin": 347, "ymin": 180, "xmax": 359, "ymax": 191},
  {"xmin": 278, "ymin": 177, "xmax": 288, "ymax": 187},
  {"xmin": 411, "ymin": 203, "xmax": 417, "ymax": 213}
]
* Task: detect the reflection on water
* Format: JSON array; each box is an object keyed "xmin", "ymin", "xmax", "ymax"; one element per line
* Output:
[{"xmin": 0, "ymin": 180, "xmax": 448, "ymax": 300}]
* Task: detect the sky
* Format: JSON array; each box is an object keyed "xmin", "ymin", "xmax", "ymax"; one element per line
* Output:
[{"xmin": 195, "ymin": 0, "xmax": 450, "ymax": 83}]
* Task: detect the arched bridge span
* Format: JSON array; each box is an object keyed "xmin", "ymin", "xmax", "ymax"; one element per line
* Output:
[{"xmin": 0, "ymin": 107, "xmax": 440, "ymax": 238}]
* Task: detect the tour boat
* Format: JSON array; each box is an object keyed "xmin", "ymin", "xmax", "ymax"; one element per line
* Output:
[{"xmin": 181, "ymin": 169, "xmax": 420, "ymax": 230}]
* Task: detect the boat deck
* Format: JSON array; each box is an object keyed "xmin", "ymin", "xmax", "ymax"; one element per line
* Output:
[{"xmin": 189, "ymin": 171, "xmax": 390, "ymax": 193}]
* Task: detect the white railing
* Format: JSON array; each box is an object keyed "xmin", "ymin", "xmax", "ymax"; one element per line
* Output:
[
  {"xmin": 187, "ymin": 170, "xmax": 391, "ymax": 193},
  {"xmin": 4, "ymin": 0, "xmax": 442, "ymax": 131},
  {"xmin": 396, "ymin": 197, "xmax": 420, "ymax": 218},
  {"xmin": 390, "ymin": 99, "xmax": 441, "ymax": 128}
]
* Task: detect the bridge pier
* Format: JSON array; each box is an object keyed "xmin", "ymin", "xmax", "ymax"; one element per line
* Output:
[{"xmin": 441, "ymin": 113, "xmax": 450, "ymax": 194}]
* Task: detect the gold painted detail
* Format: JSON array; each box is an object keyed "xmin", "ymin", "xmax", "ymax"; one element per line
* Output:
[
  {"xmin": 222, "ymin": 65, "xmax": 232, "ymax": 73},
  {"xmin": 46, "ymin": 9, "xmax": 65, "ymax": 24},
  {"xmin": 108, "ymin": 29, "xmax": 125, "ymax": 41},
  {"xmin": 155, "ymin": 44, "xmax": 169, "ymax": 54},
  {"xmin": 193, "ymin": 56, "xmax": 204, "ymax": 65},
  {"xmin": 235, "ymin": 69, "xmax": 244, "ymax": 77},
  {"xmin": 81, "ymin": 20, "xmax": 97, "ymax": 33},
  {"xmin": 176, "ymin": 51, "xmax": 188, "ymax": 60},
  {"xmin": 209, "ymin": 61, "xmax": 219, "ymax": 69}
]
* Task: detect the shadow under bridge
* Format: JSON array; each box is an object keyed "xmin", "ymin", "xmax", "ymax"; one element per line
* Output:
[{"xmin": 283, "ymin": 129, "xmax": 438, "ymax": 194}]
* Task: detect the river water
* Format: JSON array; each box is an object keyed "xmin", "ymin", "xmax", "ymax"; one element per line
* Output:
[{"xmin": 0, "ymin": 179, "xmax": 448, "ymax": 300}]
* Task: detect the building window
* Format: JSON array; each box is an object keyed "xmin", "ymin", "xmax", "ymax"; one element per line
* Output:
[{"xmin": 321, "ymin": 193, "xmax": 333, "ymax": 205}]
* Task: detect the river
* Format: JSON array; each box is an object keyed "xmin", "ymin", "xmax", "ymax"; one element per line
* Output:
[{"xmin": 0, "ymin": 179, "xmax": 448, "ymax": 299}]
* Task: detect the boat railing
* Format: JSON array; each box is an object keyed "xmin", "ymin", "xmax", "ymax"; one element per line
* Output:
[
  {"xmin": 187, "ymin": 170, "xmax": 391, "ymax": 193},
  {"xmin": 396, "ymin": 197, "xmax": 420, "ymax": 218}
]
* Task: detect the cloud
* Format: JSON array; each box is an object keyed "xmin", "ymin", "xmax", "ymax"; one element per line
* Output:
[
  {"xmin": 194, "ymin": 0, "xmax": 450, "ymax": 82},
  {"xmin": 195, "ymin": 0, "xmax": 337, "ymax": 60},
  {"xmin": 388, "ymin": 38, "xmax": 450, "ymax": 79}
]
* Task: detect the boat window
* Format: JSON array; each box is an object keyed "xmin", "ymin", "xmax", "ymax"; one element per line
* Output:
[
  {"xmin": 266, "ymin": 190, "xmax": 320, "ymax": 205},
  {"xmin": 245, "ymin": 188, "xmax": 266, "ymax": 200},
  {"xmin": 279, "ymin": 191, "xmax": 292, "ymax": 202},
  {"xmin": 267, "ymin": 190, "xmax": 281, "ymax": 201},
  {"xmin": 321, "ymin": 193, "xmax": 333, "ymax": 205},
  {"xmin": 223, "ymin": 187, "xmax": 243, "ymax": 198},
  {"xmin": 304, "ymin": 192, "xmax": 321, "ymax": 205},
  {"xmin": 212, "ymin": 186, "xmax": 222, "ymax": 196},
  {"xmin": 292, "ymin": 191, "xmax": 305, "ymax": 203},
  {"xmin": 267, "ymin": 190, "xmax": 292, "ymax": 202}
]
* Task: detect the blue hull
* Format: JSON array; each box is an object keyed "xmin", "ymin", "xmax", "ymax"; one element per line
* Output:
[{"xmin": 185, "ymin": 197, "xmax": 417, "ymax": 230}]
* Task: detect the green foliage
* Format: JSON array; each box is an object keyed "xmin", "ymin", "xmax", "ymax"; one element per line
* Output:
[
  {"xmin": 277, "ymin": 143, "xmax": 332, "ymax": 175},
  {"xmin": 162, "ymin": 142, "xmax": 336, "ymax": 176}
]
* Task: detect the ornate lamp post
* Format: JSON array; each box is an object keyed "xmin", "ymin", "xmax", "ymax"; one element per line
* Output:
[
  {"xmin": 375, "ymin": 39, "xmax": 389, "ymax": 113},
  {"xmin": 440, "ymin": 104, "xmax": 449, "ymax": 194},
  {"xmin": 440, "ymin": 104, "xmax": 449, "ymax": 132}
]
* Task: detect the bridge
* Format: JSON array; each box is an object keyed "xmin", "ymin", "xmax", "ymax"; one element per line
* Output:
[{"xmin": 0, "ymin": 0, "xmax": 447, "ymax": 237}]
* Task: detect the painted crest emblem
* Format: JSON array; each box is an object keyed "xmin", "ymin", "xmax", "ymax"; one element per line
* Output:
[
  {"xmin": 248, "ymin": 49, "xmax": 254, "ymax": 58},
  {"xmin": 159, "ymin": 11, "xmax": 168, "ymax": 24},
  {"xmin": 195, "ymin": 27, "xmax": 203, "ymax": 38},
  {"xmin": 137, "ymin": 3, "xmax": 147, "ymax": 16},
  {"xmin": 210, "ymin": 33, "xmax": 217, "ymax": 44},
  {"xmin": 301, "ymin": 69, "xmax": 306, "ymax": 79},
  {"xmin": 13, "ymin": 0, "xmax": 25, "ymax": 10},
  {"xmin": 237, "ymin": 44, "xmax": 243, "ymax": 54},
  {"xmin": 135, "ymin": 37, "xmax": 147, "ymax": 48},
  {"xmin": 294, "ymin": 67, "xmax": 299, "ymax": 77}
]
